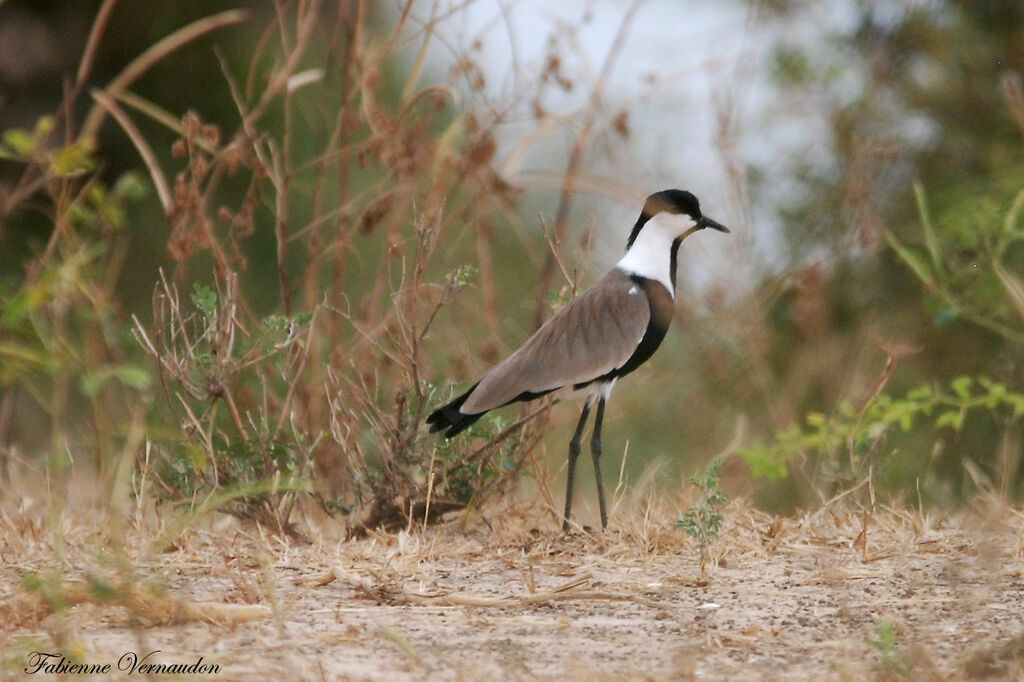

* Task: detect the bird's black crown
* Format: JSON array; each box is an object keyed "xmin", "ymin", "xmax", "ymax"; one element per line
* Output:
[
  {"xmin": 646, "ymin": 189, "xmax": 701, "ymax": 219},
  {"xmin": 626, "ymin": 189, "xmax": 702, "ymax": 249}
]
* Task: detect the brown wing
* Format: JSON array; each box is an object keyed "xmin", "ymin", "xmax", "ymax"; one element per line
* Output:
[{"xmin": 461, "ymin": 269, "xmax": 650, "ymax": 414}]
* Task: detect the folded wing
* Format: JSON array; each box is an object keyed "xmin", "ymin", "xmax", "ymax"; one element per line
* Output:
[{"xmin": 461, "ymin": 270, "xmax": 650, "ymax": 414}]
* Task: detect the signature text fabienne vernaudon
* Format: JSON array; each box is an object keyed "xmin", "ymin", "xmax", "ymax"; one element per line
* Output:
[{"xmin": 25, "ymin": 651, "xmax": 220, "ymax": 676}]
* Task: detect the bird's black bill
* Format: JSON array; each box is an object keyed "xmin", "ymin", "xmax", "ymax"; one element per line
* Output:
[{"xmin": 699, "ymin": 215, "xmax": 730, "ymax": 233}]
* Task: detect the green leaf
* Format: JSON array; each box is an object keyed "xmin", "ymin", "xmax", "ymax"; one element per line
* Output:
[
  {"xmin": 35, "ymin": 115, "xmax": 55, "ymax": 138},
  {"xmin": 906, "ymin": 384, "xmax": 932, "ymax": 402},
  {"xmin": 78, "ymin": 365, "xmax": 149, "ymax": 397},
  {"xmin": 51, "ymin": 140, "xmax": 97, "ymax": 176},
  {"xmin": 263, "ymin": 314, "xmax": 289, "ymax": 331},
  {"xmin": 114, "ymin": 365, "xmax": 152, "ymax": 390},
  {"xmin": 913, "ymin": 181, "xmax": 944, "ymax": 276},
  {"xmin": 885, "ymin": 229, "xmax": 934, "ymax": 287},
  {"xmin": 449, "ymin": 264, "xmax": 478, "ymax": 287},
  {"xmin": 68, "ymin": 201, "xmax": 97, "ymax": 227},
  {"xmin": 983, "ymin": 380, "xmax": 1007, "ymax": 408},
  {"xmin": 98, "ymin": 202, "xmax": 126, "ymax": 230},
  {"xmin": 112, "ymin": 171, "xmax": 149, "ymax": 201},
  {"xmin": 1, "ymin": 116, "xmax": 54, "ymax": 159},
  {"xmin": 0, "ymin": 290, "xmax": 30, "ymax": 326},
  {"xmin": 1008, "ymin": 395, "xmax": 1024, "ymax": 418},
  {"xmin": 805, "ymin": 412, "xmax": 827, "ymax": 427},
  {"xmin": 191, "ymin": 284, "xmax": 217, "ymax": 315},
  {"xmin": 951, "ymin": 376, "xmax": 973, "ymax": 400},
  {"xmin": 738, "ymin": 444, "xmax": 789, "ymax": 481},
  {"xmin": 2, "ymin": 128, "xmax": 36, "ymax": 157},
  {"xmin": 80, "ymin": 372, "xmax": 105, "ymax": 397},
  {"xmin": 935, "ymin": 410, "xmax": 963, "ymax": 430}
]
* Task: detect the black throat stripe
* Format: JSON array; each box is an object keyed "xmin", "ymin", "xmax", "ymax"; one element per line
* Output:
[{"xmin": 612, "ymin": 275, "xmax": 675, "ymax": 378}]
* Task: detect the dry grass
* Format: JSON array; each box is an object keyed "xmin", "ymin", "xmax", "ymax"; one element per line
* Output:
[{"xmin": 2, "ymin": 469, "xmax": 1022, "ymax": 681}]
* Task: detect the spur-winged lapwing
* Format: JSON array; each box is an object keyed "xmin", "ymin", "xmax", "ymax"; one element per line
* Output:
[{"xmin": 427, "ymin": 189, "xmax": 729, "ymax": 530}]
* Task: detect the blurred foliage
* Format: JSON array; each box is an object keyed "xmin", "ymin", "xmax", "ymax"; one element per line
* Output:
[
  {"xmin": 0, "ymin": 107, "xmax": 152, "ymax": 473},
  {"xmin": 728, "ymin": 0, "xmax": 1024, "ymax": 508},
  {"xmin": 741, "ymin": 376, "xmax": 1024, "ymax": 498}
]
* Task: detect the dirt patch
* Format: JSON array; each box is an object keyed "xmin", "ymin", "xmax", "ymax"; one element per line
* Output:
[{"xmin": 2, "ymin": 497, "xmax": 1023, "ymax": 680}]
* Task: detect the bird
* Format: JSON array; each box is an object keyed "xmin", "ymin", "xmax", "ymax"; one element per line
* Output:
[{"xmin": 426, "ymin": 189, "xmax": 729, "ymax": 530}]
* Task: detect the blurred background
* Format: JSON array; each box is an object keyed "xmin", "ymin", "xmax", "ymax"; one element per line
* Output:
[{"xmin": 1, "ymin": 0, "xmax": 1022, "ymax": 528}]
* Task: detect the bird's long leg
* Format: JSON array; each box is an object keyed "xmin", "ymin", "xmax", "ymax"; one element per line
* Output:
[
  {"xmin": 563, "ymin": 402, "xmax": 592, "ymax": 531},
  {"xmin": 590, "ymin": 397, "xmax": 609, "ymax": 529}
]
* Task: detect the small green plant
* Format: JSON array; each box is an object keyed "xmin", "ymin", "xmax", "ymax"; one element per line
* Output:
[
  {"xmin": 887, "ymin": 182, "xmax": 1024, "ymax": 347},
  {"xmin": 676, "ymin": 459, "xmax": 729, "ymax": 577},
  {"xmin": 428, "ymin": 411, "xmax": 525, "ymax": 503},
  {"xmin": 866, "ymin": 618, "xmax": 912, "ymax": 676},
  {"xmin": 132, "ymin": 272, "xmax": 318, "ymax": 531},
  {"xmin": 739, "ymin": 376, "xmax": 1024, "ymax": 495}
]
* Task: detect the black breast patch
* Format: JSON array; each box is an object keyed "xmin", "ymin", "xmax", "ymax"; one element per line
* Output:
[{"xmin": 586, "ymin": 275, "xmax": 674, "ymax": 386}]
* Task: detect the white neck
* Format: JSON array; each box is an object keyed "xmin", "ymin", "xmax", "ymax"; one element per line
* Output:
[{"xmin": 614, "ymin": 213, "xmax": 695, "ymax": 296}]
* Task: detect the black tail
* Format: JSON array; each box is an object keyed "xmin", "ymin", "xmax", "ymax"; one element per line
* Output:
[{"xmin": 426, "ymin": 383, "xmax": 484, "ymax": 438}]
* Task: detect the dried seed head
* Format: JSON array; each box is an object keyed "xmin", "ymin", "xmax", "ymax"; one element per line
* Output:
[
  {"xmin": 463, "ymin": 133, "xmax": 496, "ymax": 170},
  {"xmin": 201, "ymin": 124, "xmax": 221, "ymax": 146},
  {"xmin": 173, "ymin": 173, "xmax": 189, "ymax": 202},
  {"xmin": 183, "ymin": 110, "xmax": 201, "ymax": 139},
  {"xmin": 359, "ymin": 195, "xmax": 392, "ymax": 235}
]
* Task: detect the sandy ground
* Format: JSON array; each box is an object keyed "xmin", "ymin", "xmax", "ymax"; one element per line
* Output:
[{"xmin": 2, "ymin": 494, "xmax": 1024, "ymax": 681}]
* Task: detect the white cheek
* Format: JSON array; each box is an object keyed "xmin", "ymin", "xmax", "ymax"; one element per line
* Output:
[
  {"xmin": 678, "ymin": 214, "xmax": 697, "ymax": 230},
  {"xmin": 648, "ymin": 212, "xmax": 696, "ymax": 237},
  {"xmin": 614, "ymin": 212, "xmax": 684, "ymax": 295}
]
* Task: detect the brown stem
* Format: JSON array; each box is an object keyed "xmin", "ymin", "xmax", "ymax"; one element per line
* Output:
[{"xmin": 533, "ymin": 0, "xmax": 644, "ymax": 327}]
